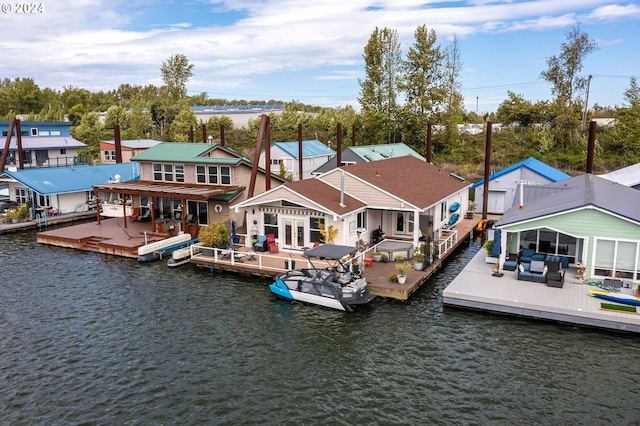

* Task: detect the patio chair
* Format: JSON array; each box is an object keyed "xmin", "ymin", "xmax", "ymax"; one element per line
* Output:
[
  {"xmin": 254, "ymin": 235, "xmax": 268, "ymax": 252},
  {"xmin": 267, "ymin": 233, "xmax": 278, "ymax": 253}
]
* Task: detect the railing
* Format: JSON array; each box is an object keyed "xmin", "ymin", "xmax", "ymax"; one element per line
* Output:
[{"xmin": 437, "ymin": 230, "xmax": 458, "ymax": 259}]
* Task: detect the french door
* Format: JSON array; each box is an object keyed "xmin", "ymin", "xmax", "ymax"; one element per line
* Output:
[{"xmin": 284, "ymin": 219, "xmax": 305, "ymax": 249}]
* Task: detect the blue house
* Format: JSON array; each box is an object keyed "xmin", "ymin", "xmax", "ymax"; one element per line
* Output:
[
  {"xmin": 471, "ymin": 157, "xmax": 571, "ymax": 215},
  {"xmin": 0, "ymin": 121, "xmax": 86, "ymax": 169},
  {"xmin": 0, "ymin": 163, "xmax": 139, "ymax": 216},
  {"xmin": 257, "ymin": 139, "xmax": 335, "ymax": 181}
]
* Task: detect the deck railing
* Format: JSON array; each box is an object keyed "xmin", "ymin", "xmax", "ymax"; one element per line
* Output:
[{"xmin": 437, "ymin": 230, "xmax": 458, "ymax": 259}]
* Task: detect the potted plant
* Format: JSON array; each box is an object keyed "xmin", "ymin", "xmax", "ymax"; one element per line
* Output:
[
  {"xmin": 372, "ymin": 251, "xmax": 383, "ymax": 262},
  {"xmin": 413, "ymin": 244, "xmax": 426, "ymax": 270},
  {"xmin": 484, "ymin": 239, "xmax": 498, "ymax": 264},
  {"xmin": 394, "ymin": 260, "xmax": 413, "ymax": 284},
  {"xmin": 381, "ymin": 254, "xmax": 389, "ymax": 263},
  {"xmin": 198, "ymin": 222, "xmax": 229, "ymax": 256}
]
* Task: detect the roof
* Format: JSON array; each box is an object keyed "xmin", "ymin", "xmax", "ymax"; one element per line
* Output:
[
  {"xmin": 349, "ymin": 143, "xmax": 425, "ymax": 162},
  {"xmin": 0, "ymin": 163, "xmax": 139, "ymax": 195},
  {"xmin": 283, "ymin": 179, "xmax": 366, "ymax": 215},
  {"xmin": 599, "ymin": 163, "xmax": 640, "ymax": 187},
  {"xmin": 93, "ymin": 180, "xmax": 244, "ymax": 201},
  {"xmin": 311, "ymin": 142, "xmax": 425, "ymax": 175},
  {"xmin": 101, "ymin": 139, "xmax": 162, "ymax": 149},
  {"xmin": 471, "ymin": 157, "xmax": 571, "ymax": 189},
  {"xmin": 3, "ymin": 136, "xmax": 86, "ymax": 149},
  {"xmin": 131, "ymin": 142, "xmax": 243, "ymax": 165},
  {"xmin": 495, "ymin": 174, "xmax": 640, "ymax": 227},
  {"xmin": 341, "ymin": 155, "xmax": 470, "ymax": 209},
  {"xmin": 268, "ymin": 140, "xmax": 335, "ymax": 159}
]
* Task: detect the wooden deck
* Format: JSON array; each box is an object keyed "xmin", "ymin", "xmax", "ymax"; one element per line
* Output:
[
  {"xmin": 443, "ymin": 249, "xmax": 640, "ymax": 333},
  {"xmin": 34, "ymin": 213, "xmax": 480, "ymax": 301}
]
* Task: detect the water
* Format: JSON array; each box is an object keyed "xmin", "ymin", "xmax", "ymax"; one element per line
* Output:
[{"xmin": 2, "ymin": 229, "xmax": 640, "ymax": 425}]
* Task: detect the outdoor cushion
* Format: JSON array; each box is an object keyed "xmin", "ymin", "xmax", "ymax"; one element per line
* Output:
[{"xmin": 530, "ymin": 260, "xmax": 545, "ymax": 273}]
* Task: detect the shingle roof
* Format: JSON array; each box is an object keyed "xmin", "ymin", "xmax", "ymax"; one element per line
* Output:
[
  {"xmin": 496, "ymin": 173, "xmax": 640, "ymax": 226},
  {"xmin": 283, "ymin": 179, "xmax": 366, "ymax": 215},
  {"xmin": 341, "ymin": 155, "xmax": 470, "ymax": 209},
  {"xmin": 269, "ymin": 140, "xmax": 335, "ymax": 159},
  {"xmin": 471, "ymin": 157, "xmax": 571, "ymax": 189},
  {"xmin": 0, "ymin": 163, "xmax": 139, "ymax": 195}
]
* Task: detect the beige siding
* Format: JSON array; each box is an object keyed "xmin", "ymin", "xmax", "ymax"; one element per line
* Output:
[{"xmin": 321, "ymin": 171, "xmax": 401, "ymax": 208}]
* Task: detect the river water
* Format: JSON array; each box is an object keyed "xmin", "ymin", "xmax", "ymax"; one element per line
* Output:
[{"xmin": 1, "ymin": 229, "xmax": 640, "ymax": 425}]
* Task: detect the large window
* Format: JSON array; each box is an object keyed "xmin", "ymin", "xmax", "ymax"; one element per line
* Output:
[
  {"xmin": 264, "ymin": 212, "xmax": 278, "ymax": 237},
  {"xmin": 594, "ymin": 239, "xmax": 639, "ymax": 279},
  {"xmin": 153, "ymin": 163, "xmax": 162, "ymax": 181},
  {"xmin": 187, "ymin": 200, "xmax": 208, "ymax": 225},
  {"xmin": 196, "ymin": 165, "xmax": 206, "ymax": 183},
  {"xmin": 519, "ymin": 229, "xmax": 577, "ymax": 262},
  {"xmin": 310, "ymin": 216, "xmax": 325, "ymax": 244},
  {"xmin": 152, "ymin": 163, "xmax": 184, "ymax": 182},
  {"xmin": 15, "ymin": 188, "xmax": 28, "ymax": 204},
  {"xmin": 395, "ymin": 212, "xmax": 414, "ymax": 235},
  {"xmin": 357, "ymin": 211, "xmax": 367, "ymax": 230},
  {"xmin": 220, "ymin": 166, "xmax": 231, "ymax": 185}
]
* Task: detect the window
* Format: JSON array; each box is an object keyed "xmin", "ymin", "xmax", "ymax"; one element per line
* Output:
[
  {"xmin": 310, "ymin": 216, "xmax": 325, "ymax": 243},
  {"xmin": 208, "ymin": 166, "xmax": 218, "ymax": 184},
  {"xmin": 395, "ymin": 212, "xmax": 414, "ymax": 235},
  {"xmin": 175, "ymin": 164, "xmax": 185, "ymax": 183},
  {"xmin": 196, "ymin": 165, "xmax": 206, "ymax": 183},
  {"xmin": 15, "ymin": 188, "xmax": 28, "ymax": 204},
  {"xmin": 38, "ymin": 194, "xmax": 51, "ymax": 208},
  {"xmin": 60, "ymin": 148, "xmax": 66, "ymax": 155},
  {"xmin": 104, "ymin": 150, "xmax": 115, "ymax": 161},
  {"xmin": 187, "ymin": 200, "xmax": 208, "ymax": 225},
  {"xmin": 31, "ymin": 128, "xmax": 38, "ymax": 136},
  {"xmin": 163, "ymin": 164, "xmax": 174, "ymax": 181},
  {"xmin": 440, "ymin": 201, "xmax": 447, "ymax": 222},
  {"xmin": 270, "ymin": 159, "xmax": 282, "ymax": 165},
  {"xmin": 357, "ymin": 211, "xmax": 367, "ymax": 230},
  {"xmin": 594, "ymin": 239, "xmax": 639, "ymax": 279},
  {"xmin": 153, "ymin": 163, "xmax": 162, "ymax": 181},
  {"xmin": 264, "ymin": 212, "xmax": 278, "ymax": 238},
  {"xmin": 220, "ymin": 166, "xmax": 231, "ymax": 185},
  {"xmin": 50, "ymin": 130, "xmax": 61, "ymax": 136},
  {"xmin": 39, "ymin": 130, "xmax": 50, "ymax": 136}
]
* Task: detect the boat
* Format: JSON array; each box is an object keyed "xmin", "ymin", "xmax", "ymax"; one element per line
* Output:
[
  {"xmin": 589, "ymin": 290, "xmax": 640, "ymax": 307},
  {"xmin": 449, "ymin": 202, "xmax": 460, "ymax": 212},
  {"xmin": 167, "ymin": 242, "xmax": 201, "ymax": 267},
  {"xmin": 269, "ymin": 244, "xmax": 376, "ymax": 312},
  {"xmin": 137, "ymin": 233, "xmax": 194, "ymax": 262},
  {"xmin": 100, "ymin": 202, "xmax": 133, "ymax": 218}
]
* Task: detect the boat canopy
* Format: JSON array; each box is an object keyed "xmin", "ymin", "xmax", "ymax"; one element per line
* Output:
[{"xmin": 303, "ymin": 245, "xmax": 356, "ymax": 260}]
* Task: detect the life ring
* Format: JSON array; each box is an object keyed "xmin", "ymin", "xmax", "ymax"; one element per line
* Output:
[
  {"xmin": 476, "ymin": 219, "xmax": 487, "ymax": 231},
  {"xmin": 214, "ymin": 204, "xmax": 223, "ymax": 213}
]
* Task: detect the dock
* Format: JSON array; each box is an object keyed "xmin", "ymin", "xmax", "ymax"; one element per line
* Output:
[
  {"xmin": 33, "ymin": 214, "xmax": 480, "ymax": 301},
  {"xmin": 443, "ymin": 249, "xmax": 640, "ymax": 334}
]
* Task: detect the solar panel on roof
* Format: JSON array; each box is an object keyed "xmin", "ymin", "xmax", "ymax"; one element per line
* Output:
[{"xmin": 238, "ymin": 104, "xmax": 247, "ymax": 110}]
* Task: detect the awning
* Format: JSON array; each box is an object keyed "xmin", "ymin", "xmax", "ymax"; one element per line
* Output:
[{"xmin": 92, "ymin": 180, "xmax": 244, "ymax": 201}]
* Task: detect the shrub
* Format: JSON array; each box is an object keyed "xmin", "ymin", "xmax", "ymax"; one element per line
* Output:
[
  {"xmin": 198, "ymin": 222, "xmax": 229, "ymax": 248},
  {"xmin": 395, "ymin": 260, "xmax": 413, "ymax": 276}
]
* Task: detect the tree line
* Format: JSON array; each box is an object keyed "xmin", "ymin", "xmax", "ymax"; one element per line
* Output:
[{"xmin": 1, "ymin": 23, "xmax": 639, "ymax": 177}]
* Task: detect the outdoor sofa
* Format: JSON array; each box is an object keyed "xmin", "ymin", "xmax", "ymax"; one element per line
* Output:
[{"xmin": 517, "ymin": 259, "xmax": 565, "ymax": 288}]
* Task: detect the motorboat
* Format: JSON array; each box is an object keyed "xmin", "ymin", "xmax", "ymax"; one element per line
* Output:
[
  {"xmin": 167, "ymin": 243, "xmax": 201, "ymax": 267},
  {"xmin": 269, "ymin": 244, "xmax": 376, "ymax": 312}
]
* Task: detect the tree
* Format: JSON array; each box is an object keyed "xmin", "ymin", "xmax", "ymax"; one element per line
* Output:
[
  {"xmin": 167, "ymin": 107, "xmax": 198, "ymax": 142},
  {"xmin": 104, "ymin": 105, "xmax": 130, "ymax": 130},
  {"xmin": 439, "ymin": 34, "xmax": 464, "ymax": 150},
  {"xmin": 540, "ymin": 23, "xmax": 597, "ymax": 145},
  {"xmin": 160, "ymin": 53, "xmax": 194, "ymax": 101},
  {"xmin": 399, "ymin": 25, "xmax": 445, "ymax": 148},
  {"xmin": 358, "ymin": 27, "xmax": 402, "ymax": 144},
  {"xmin": 0, "ymin": 77, "xmax": 43, "ymax": 115},
  {"xmin": 611, "ymin": 77, "xmax": 640, "ymax": 162}
]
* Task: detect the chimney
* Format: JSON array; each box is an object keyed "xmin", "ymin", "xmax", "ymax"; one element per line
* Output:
[
  {"xmin": 586, "ymin": 120, "xmax": 596, "ymax": 174},
  {"xmin": 220, "ymin": 124, "xmax": 225, "ymax": 146},
  {"xmin": 336, "ymin": 123, "xmax": 342, "ymax": 167},
  {"xmin": 426, "ymin": 123, "xmax": 432, "ymax": 163},
  {"xmin": 481, "ymin": 122, "xmax": 492, "ymax": 220}
]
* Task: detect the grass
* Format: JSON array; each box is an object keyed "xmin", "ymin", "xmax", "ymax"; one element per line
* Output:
[{"xmin": 600, "ymin": 302, "xmax": 638, "ymax": 314}]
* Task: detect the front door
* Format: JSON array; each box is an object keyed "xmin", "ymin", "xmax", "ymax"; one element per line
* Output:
[{"xmin": 284, "ymin": 219, "xmax": 305, "ymax": 249}]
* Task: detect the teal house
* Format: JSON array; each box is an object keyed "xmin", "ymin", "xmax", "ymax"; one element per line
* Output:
[{"xmin": 495, "ymin": 174, "xmax": 640, "ymax": 283}]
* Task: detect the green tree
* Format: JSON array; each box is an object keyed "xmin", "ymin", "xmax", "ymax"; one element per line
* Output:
[
  {"xmin": 104, "ymin": 105, "xmax": 130, "ymax": 130},
  {"xmin": 540, "ymin": 23, "xmax": 597, "ymax": 145},
  {"xmin": 160, "ymin": 53, "xmax": 194, "ymax": 102},
  {"xmin": 439, "ymin": 35, "xmax": 464, "ymax": 151},
  {"xmin": 358, "ymin": 27, "xmax": 402, "ymax": 144},
  {"xmin": 70, "ymin": 112, "xmax": 103, "ymax": 161},
  {"xmin": 399, "ymin": 25, "xmax": 446, "ymax": 147},
  {"xmin": 0, "ymin": 77, "xmax": 43, "ymax": 115},
  {"xmin": 611, "ymin": 77, "xmax": 640, "ymax": 162},
  {"xmin": 168, "ymin": 107, "xmax": 198, "ymax": 142}
]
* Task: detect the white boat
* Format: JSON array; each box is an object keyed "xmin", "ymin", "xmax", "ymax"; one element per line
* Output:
[
  {"xmin": 269, "ymin": 245, "xmax": 376, "ymax": 312},
  {"xmin": 137, "ymin": 233, "xmax": 193, "ymax": 262},
  {"xmin": 167, "ymin": 242, "xmax": 201, "ymax": 267},
  {"xmin": 100, "ymin": 202, "xmax": 133, "ymax": 218}
]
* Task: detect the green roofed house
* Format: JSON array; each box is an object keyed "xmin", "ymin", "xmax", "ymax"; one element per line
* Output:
[
  {"xmin": 311, "ymin": 143, "xmax": 426, "ymax": 176},
  {"xmin": 494, "ymin": 173, "xmax": 640, "ymax": 285},
  {"xmin": 92, "ymin": 142, "xmax": 287, "ymax": 238}
]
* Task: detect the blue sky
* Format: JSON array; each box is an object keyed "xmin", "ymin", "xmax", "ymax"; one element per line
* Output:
[{"xmin": 1, "ymin": 0, "xmax": 639, "ymax": 113}]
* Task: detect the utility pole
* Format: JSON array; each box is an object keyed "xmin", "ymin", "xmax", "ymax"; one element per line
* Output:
[
  {"xmin": 582, "ymin": 75, "xmax": 592, "ymax": 131},
  {"xmin": 476, "ymin": 97, "xmax": 479, "ymax": 123}
]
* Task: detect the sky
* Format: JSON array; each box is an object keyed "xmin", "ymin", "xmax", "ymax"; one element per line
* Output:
[{"xmin": 1, "ymin": 0, "xmax": 640, "ymax": 113}]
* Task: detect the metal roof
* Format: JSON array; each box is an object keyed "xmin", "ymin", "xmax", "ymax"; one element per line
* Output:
[
  {"xmin": 496, "ymin": 174, "xmax": 640, "ymax": 227},
  {"xmin": 599, "ymin": 163, "xmax": 640, "ymax": 188},
  {"xmin": 101, "ymin": 139, "xmax": 162, "ymax": 149},
  {"xmin": 0, "ymin": 163, "xmax": 139, "ymax": 195},
  {"xmin": 471, "ymin": 157, "xmax": 571, "ymax": 189},
  {"xmin": 130, "ymin": 142, "xmax": 245, "ymax": 164},
  {"xmin": 269, "ymin": 140, "xmax": 335, "ymax": 159},
  {"xmin": 311, "ymin": 143, "xmax": 425, "ymax": 175},
  {"xmin": 3, "ymin": 136, "xmax": 86, "ymax": 149}
]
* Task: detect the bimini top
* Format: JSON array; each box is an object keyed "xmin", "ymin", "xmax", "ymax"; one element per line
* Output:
[{"xmin": 303, "ymin": 244, "xmax": 357, "ymax": 260}]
